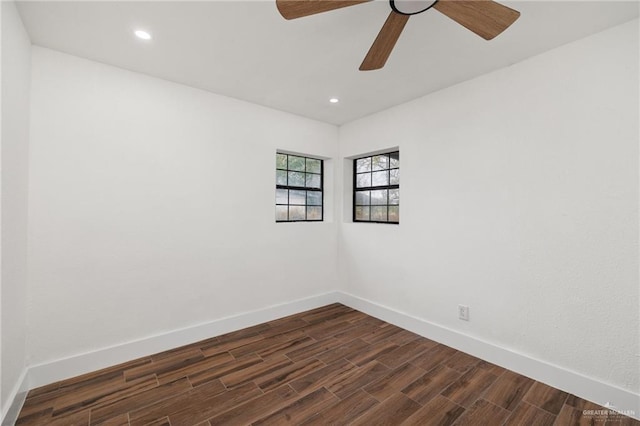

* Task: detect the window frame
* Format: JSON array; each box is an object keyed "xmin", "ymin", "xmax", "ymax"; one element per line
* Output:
[
  {"xmin": 276, "ymin": 153, "xmax": 324, "ymax": 223},
  {"xmin": 352, "ymin": 151, "xmax": 399, "ymax": 224}
]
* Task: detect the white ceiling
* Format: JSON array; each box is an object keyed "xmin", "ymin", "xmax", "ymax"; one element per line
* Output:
[{"xmin": 16, "ymin": 1, "xmax": 639, "ymax": 125}]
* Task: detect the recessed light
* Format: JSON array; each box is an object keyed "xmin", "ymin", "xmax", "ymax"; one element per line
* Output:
[
  {"xmin": 134, "ymin": 30, "xmax": 152, "ymax": 40},
  {"xmin": 329, "ymin": 98, "xmax": 339, "ymax": 104}
]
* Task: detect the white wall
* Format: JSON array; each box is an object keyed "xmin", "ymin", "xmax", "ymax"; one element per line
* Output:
[
  {"xmin": 338, "ymin": 19, "xmax": 639, "ymax": 396},
  {"xmin": 27, "ymin": 47, "xmax": 338, "ymax": 366},
  {"xmin": 1, "ymin": 0, "xmax": 31, "ymax": 417}
]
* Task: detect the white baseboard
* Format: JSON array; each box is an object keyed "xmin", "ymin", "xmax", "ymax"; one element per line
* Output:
[
  {"xmin": 5, "ymin": 290, "xmax": 638, "ymax": 423},
  {"xmin": 337, "ymin": 291, "xmax": 640, "ymax": 420},
  {"xmin": 27, "ymin": 291, "xmax": 340, "ymax": 389},
  {"xmin": 1, "ymin": 369, "xmax": 29, "ymax": 426}
]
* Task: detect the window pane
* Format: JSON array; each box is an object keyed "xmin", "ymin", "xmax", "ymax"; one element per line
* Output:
[
  {"xmin": 307, "ymin": 206, "xmax": 322, "ymax": 220},
  {"xmin": 306, "ymin": 173, "xmax": 321, "ymax": 189},
  {"xmin": 288, "ymin": 171, "xmax": 305, "ymax": 187},
  {"xmin": 355, "ymin": 206, "xmax": 370, "ymax": 221},
  {"xmin": 289, "ymin": 206, "xmax": 305, "ymax": 220},
  {"xmin": 352, "ymin": 151, "xmax": 398, "ymax": 225},
  {"xmin": 388, "ymin": 206, "xmax": 399, "ymax": 222},
  {"xmin": 306, "ymin": 158, "xmax": 321, "ymax": 174},
  {"xmin": 289, "ymin": 190, "xmax": 306, "ymax": 205},
  {"xmin": 356, "ymin": 173, "xmax": 371, "ymax": 188},
  {"xmin": 372, "ymin": 170, "xmax": 389, "ymax": 186},
  {"xmin": 307, "ymin": 191, "xmax": 322, "ymax": 206},
  {"xmin": 276, "ymin": 189, "xmax": 288, "ymax": 204},
  {"xmin": 372, "ymin": 155, "xmax": 389, "ymax": 171},
  {"xmin": 288, "ymin": 155, "xmax": 305, "ymax": 171},
  {"xmin": 390, "ymin": 168, "xmax": 400, "ymax": 185},
  {"xmin": 356, "ymin": 157, "xmax": 371, "ymax": 173},
  {"xmin": 370, "ymin": 189, "xmax": 387, "ymax": 205},
  {"xmin": 276, "ymin": 170, "xmax": 287, "ymax": 185},
  {"xmin": 276, "ymin": 154, "xmax": 323, "ymax": 222},
  {"xmin": 276, "ymin": 205, "xmax": 288, "ymax": 221},
  {"xmin": 276, "ymin": 153, "xmax": 287, "ymax": 170},
  {"xmin": 390, "ymin": 152, "xmax": 399, "ymax": 168},
  {"xmin": 371, "ymin": 206, "xmax": 388, "ymax": 221},
  {"xmin": 355, "ymin": 191, "xmax": 370, "ymax": 206},
  {"xmin": 389, "ymin": 188, "xmax": 399, "ymax": 205}
]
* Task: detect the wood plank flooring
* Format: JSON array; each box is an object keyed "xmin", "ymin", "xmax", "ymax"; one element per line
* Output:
[{"xmin": 16, "ymin": 304, "xmax": 639, "ymax": 425}]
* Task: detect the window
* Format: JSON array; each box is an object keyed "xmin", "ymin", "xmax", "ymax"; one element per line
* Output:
[
  {"xmin": 354, "ymin": 151, "xmax": 399, "ymax": 223},
  {"xmin": 276, "ymin": 153, "xmax": 323, "ymax": 222}
]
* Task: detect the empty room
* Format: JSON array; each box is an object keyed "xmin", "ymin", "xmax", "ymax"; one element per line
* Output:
[{"xmin": 1, "ymin": 0, "xmax": 638, "ymax": 424}]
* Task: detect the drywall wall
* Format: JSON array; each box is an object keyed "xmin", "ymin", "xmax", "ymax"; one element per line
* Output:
[
  {"xmin": 27, "ymin": 47, "xmax": 338, "ymax": 366},
  {"xmin": 1, "ymin": 2, "xmax": 3, "ymax": 415},
  {"xmin": 1, "ymin": 0, "xmax": 31, "ymax": 416},
  {"xmin": 338, "ymin": 18, "xmax": 639, "ymax": 398}
]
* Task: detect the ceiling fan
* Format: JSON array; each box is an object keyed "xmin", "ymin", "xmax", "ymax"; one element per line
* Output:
[{"xmin": 276, "ymin": 0, "xmax": 521, "ymax": 71}]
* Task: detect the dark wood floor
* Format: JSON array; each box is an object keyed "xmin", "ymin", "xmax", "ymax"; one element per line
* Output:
[{"xmin": 16, "ymin": 303, "xmax": 638, "ymax": 425}]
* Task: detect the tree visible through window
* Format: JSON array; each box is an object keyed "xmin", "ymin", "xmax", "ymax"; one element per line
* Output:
[
  {"xmin": 354, "ymin": 151, "xmax": 399, "ymax": 223},
  {"xmin": 276, "ymin": 153, "xmax": 323, "ymax": 222}
]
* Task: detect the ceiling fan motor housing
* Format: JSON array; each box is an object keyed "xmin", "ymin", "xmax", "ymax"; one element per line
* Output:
[{"xmin": 390, "ymin": 0, "xmax": 439, "ymax": 15}]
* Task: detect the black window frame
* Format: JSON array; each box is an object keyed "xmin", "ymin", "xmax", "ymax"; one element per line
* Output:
[
  {"xmin": 276, "ymin": 153, "xmax": 324, "ymax": 223},
  {"xmin": 353, "ymin": 151, "xmax": 399, "ymax": 224}
]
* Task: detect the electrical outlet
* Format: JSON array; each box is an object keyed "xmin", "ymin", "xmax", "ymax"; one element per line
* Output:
[{"xmin": 458, "ymin": 305, "xmax": 470, "ymax": 321}]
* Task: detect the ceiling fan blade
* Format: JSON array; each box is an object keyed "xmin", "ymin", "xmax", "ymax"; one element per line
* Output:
[
  {"xmin": 276, "ymin": 0, "xmax": 370, "ymax": 20},
  {"xmin": 433, "ymin": 0, "xmax": 520, "ymax": 40},
  {"xmin": 360, "ymin": 11, "xmax": 410, "ymax": 71}
]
